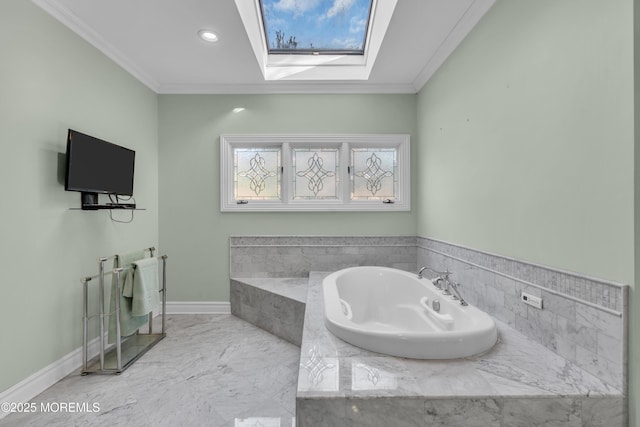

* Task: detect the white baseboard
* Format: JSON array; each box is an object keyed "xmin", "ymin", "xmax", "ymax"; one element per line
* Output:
[
  {"xmin": 0, "ymin": 334, "xmax": 102, "ymax": 420},
  {"xmin": 165, "ymin": 301, "xmax": 231, "ymax": 314},
  {"xmin": 0, "ymin": 302, "xmax": 229, "ymax": 420}
]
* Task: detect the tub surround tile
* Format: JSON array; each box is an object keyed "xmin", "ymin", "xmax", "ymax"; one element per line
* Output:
[
  {"xmin": 419, "ymin": 237, "xmax": 626, "ymax": 312},
  {"xmin": 596, "ymin": 331, "xmax": 624, "ymax": 366},
  {"xmin": 417, "ymin": 236, "xmax": 627, "ymax": 392},
  {"xmin": 231, "ymin": 235, "xmax": 417, "ymax": 247},
  {"xmin": 347, "ymin": 397, "xmax": 427, "ymax": 427},
  {"xmin": 502, "ymin": 398, "xmax": 581, "ymax": 427},
  {"xmin": 574, "ymin": 346, "xmax": 624, "ymax": 394},
  {"xmin": 295, "ymin": 272, "xmax": 626, "ymax": 426},
  {"xmin": 423, "ymin": 398, "xmax": 502, "ymax": 427},
  {"xmin": 230, "ymin": 236, "xmax": 417, "ymax": 278},
  {"xmin": 296, "ymin": 398, "xmax": 347, "ymax": 427},
  {"xmin": 581, "ymin": 397, "xmax": 626, "ymax": 426},
  {"xmin": 575, "ymin": 303, "xmax": 623, "ymax": 341},
  {"xmin": 231, "ymin": 278, "xmax": 307, "ymax": 346}
]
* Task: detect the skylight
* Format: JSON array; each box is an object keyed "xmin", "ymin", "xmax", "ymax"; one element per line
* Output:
[
  {"xmin": 259, "ymin": 0, "xmax": 373, "ymax": 55},
  {"xmin": 235, "ymin": 0, "xmax": 398, "ymax": 81}
]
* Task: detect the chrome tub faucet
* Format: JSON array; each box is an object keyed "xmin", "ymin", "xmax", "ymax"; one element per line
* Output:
[
  {"xmin": 417, "ymin": 266, "xmax": 467, "ymax": 306},
  {"xmin": 417, "ymin": 266, "xmax": 451, "ymax": 291}
]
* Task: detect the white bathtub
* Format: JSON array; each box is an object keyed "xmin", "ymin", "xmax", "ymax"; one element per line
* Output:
[{"xmin": 322, "ymin": 266, "xmax": 498, "ymax": 359}]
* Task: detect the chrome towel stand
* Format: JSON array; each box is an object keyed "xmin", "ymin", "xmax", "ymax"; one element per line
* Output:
[{"xmin": 80, "ymin": 247, "xmax": 168, "ymax": 374}]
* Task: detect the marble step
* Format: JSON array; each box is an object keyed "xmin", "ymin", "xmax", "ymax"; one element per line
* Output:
[{"xmin": 230, "ymin": 277, "xmax": 308, "ymax": 346}]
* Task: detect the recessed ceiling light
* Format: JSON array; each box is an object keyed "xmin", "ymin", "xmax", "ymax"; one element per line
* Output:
[
  {"xmin": 232, "ymin": 107, "xmax": 246, "ymax": 113},
  {"xmin": 198, "ymin": 30, "xmax": 219, "ymax": 43}
]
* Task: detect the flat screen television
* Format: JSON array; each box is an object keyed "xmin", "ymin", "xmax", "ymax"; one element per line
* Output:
[{"xmin": 65, "ymin": 129, "xmax": 135, "ymax": 209}]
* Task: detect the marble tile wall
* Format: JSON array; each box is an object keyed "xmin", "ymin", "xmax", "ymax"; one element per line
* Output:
[
  {"xmin": 230, "ymin": 278, "xmax": 307, "ymax": 346},
  {"xmin": 297, "ymin": 396, "xmax": 626, "ymax": 427},
  {"xmin": 417, "ymin": 237, "xmax": 628, "ymax": 393},
  {"xmin": 230, "ymin": 236, "xmax": 417, "ymax": 278}
]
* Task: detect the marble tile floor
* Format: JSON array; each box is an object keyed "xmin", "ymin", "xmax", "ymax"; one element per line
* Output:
[{"xmin": 0, "ymin": 315, "xmax": 299, "ymax": 427}]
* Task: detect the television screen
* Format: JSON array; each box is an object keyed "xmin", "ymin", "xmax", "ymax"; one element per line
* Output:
[{"xmin": 65, "ymin": 129, "xmax": 135, "ymax": 197}]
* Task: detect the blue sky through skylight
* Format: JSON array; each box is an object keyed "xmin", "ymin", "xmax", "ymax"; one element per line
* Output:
[{"xmin": 260, "ymin": 0, "xmax": 372, "ymax": 53}]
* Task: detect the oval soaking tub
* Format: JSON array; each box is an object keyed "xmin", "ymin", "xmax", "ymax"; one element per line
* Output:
[{"xmin": 322, "ymin": 266, "xmax": 498, "ymax": 359}]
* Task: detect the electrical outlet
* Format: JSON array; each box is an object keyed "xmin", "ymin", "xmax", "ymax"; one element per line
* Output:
[{"xmin": 521, "ymin": 292, "xmax": 543, "ymax": 309}]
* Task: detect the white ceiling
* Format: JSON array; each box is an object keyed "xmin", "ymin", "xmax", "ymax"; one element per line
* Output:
[{"xmin": 33, "ymin": 0, "xmax": 495, "ymax": 94}]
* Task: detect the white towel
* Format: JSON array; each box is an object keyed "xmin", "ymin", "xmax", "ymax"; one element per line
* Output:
[
  {"xmin": 131, "ymin": 258, "xmax": 160, "ymax": 316},
  {"xmin": 119, "ymin": 250, "xmax": 146, "ymax": 298},
  {"xmin": 108, "ymin": 250, "xmax": 148, "ymax": 343}
]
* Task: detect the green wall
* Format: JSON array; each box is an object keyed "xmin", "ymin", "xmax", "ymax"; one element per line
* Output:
[
  {"xmin": 158, "ymin": 94, "xmax": 417, "ymax": 301},
  {"xmin": 416, "ymin": 0, "xmax": 636, "ymax": 424},
  {"xmin": 0, "ymin": 1, "xmax": 159, "ymax": 393}
]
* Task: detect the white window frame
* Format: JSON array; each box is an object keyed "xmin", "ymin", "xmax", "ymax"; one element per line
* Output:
[{"xmin": 220, "ymin": 134, "xmax": 410, "ymax": 212}]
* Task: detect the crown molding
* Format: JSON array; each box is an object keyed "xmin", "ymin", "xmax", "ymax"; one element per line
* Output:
[
  {"xmin": 31, "ymin": 0, "xmax": 417, "ymax": 95},
  {"xmin": 157, "ymin": 82, "xmax": 418, "ymax": 95},
  {"xmin": 32, "ymin": 0, "xmax": 161, "ymax": 92},
  {"xmin": 33, "ymin": 0, "xmax": 491, "ymax": 95},
  {"xmin": 412, "ymin": 0, "xmax": 496, "ymax": 93}
]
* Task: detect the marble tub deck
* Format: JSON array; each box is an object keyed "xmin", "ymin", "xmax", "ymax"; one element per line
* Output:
[
  {"xmin": 233, "ymin": 277, "xmax": 309, "ymax": 303},
  {"xmin": 296, "ymin": 272, "xmax": 626, "ymax": 427}
]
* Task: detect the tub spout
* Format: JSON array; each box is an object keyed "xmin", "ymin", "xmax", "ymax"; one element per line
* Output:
[{"xmin": 418, "ymin": 266, "xmax": 451, "ymax": 289}]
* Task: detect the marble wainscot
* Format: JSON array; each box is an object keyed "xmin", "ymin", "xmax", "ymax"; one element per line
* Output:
[
  {"xmin": 229, "ymin": 236, "xmax": 417, "ymax": 278},
  {"xmin": 417, "ymin": 237, "xmax": 628, "ymax": 394},
  {"xmin": 297, "ymin": 272, "xmax": 625, "ymax": 427}
]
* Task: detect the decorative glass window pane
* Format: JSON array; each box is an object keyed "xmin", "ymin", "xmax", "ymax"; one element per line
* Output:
[
  {"xmin": 221, "ymin": 134, "xmax": 409, "ymax": 211},
  {"xmin": 234, "ymin": 148, "xmax": 281, "ymax": 200},
  {"xmin": 259, "ymin": 0, "xmax": 373, "ymax": 54},
  {"xmin": 351, "ymin": 148, "xmax": 397, "ymax": 200},
  {"xmin": 292, "ymin": 148, "xmax": 339, "ymax": 200}
]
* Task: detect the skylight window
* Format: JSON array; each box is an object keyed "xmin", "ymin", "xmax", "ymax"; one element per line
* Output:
[
  {"xmin": 259, "ymin": 0, "xmax": 373, "ymax": 54},
  {"xmin": 235, "ymin": 0, "xmax": 397, "ymax": 80}
]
